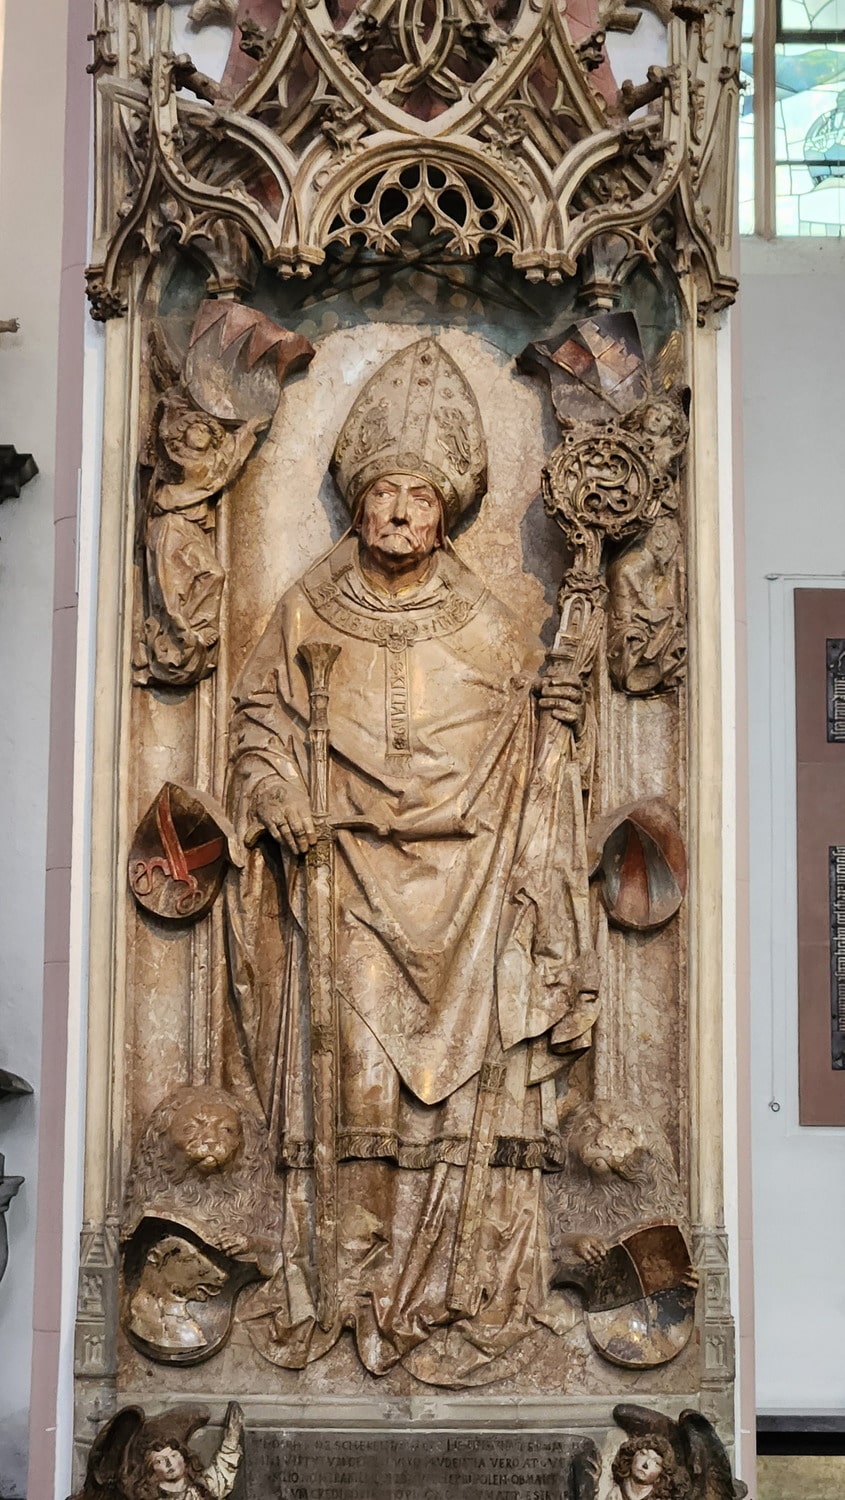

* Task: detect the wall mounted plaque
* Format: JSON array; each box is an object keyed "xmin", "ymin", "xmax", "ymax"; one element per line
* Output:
[{"xmin": 795, "ymin": 590, "xmax": 845, "ymax": 1122}]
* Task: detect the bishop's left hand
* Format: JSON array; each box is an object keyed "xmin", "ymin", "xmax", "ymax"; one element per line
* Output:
[{"xmin": 534, "ymin": 671, "xmax": 586, "ymax": 729}]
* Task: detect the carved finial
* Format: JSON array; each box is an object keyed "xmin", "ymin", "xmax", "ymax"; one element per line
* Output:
[
  {"xmin": 576, "ymin": 30, "xmax": 607, "ymax": 72},
  {"xmin": 616, "ymin": 67, "xmax": 670, "ymax": 117},
  {"xmin": 189, "ymin": 0, "xmax": 238, "ymax": 25},
  {"xmin": 85, "ymin": 267, "xmax": 126, "ymax": 322},
  {"xmin": 239, "ymin": 18, "xmax": 272, "ymax": 61}
]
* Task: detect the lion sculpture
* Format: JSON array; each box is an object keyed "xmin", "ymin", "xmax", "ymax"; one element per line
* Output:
[
  {"xmin": 123, "ymin": 1085, "xmax": 281, "ymax": 1273},
  {"xmin": 547, "ymin": 1097, "xmax": 687, "ymax": 1272}
]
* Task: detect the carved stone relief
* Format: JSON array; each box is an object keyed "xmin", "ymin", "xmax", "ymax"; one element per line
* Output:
[
  {"xmin": 72, "ymin": 1400, "xmax": 244, "ymax": 1500},
  {"xmin": 548, "ymin": 1098, "xmax": 696, "ymax": 1368},
  {"xmin": 120, "ymin": 1085, "xmax": 281, "ymax": 1360},
  {"xmin": 75, "ymin": 1398, "xmax": 747, "ymax": 1499},
  {"xmin": 135, "ymin": 303, "xmax": 312, "ymax": 687},
  {"xmin": 107, "ymin": 319, "xmax": 697, "ymax": 1395},
  {"xmin": 79, "ymin": 0, "xmax": 742, "ymax": 1481},
  {"xmin": 87, "ymin": 0, "xmax": 739, "ymax": 313}
]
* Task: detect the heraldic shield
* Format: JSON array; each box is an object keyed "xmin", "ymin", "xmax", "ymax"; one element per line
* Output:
[
  {"xmin": 555, "ymin": 1221, "xmax": 696, "ymax": 1370},
  {"xmin": 128, "ymin": 783, "xmax": 236, "ymax": 922}
]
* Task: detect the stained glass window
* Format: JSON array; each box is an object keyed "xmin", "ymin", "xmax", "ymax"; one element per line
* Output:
[
  {"xmin": 779, "ymin": 0, "xmax": 845, "ymax": 39},
  {"xmin": 739, "ymin": 0, "xmax": 845, "ymax": 234},
  {"xmin": 739, "ymin": 0, "xmax": 756, "ymax": 235},
  {"xmin": 775, "ymin": 41, "xmax": 845, "ymax": 232}
]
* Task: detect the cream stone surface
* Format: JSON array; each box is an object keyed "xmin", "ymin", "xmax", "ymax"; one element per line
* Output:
[
  {"xmin": 225, "ymin": 328, "xmax": 557, "ymax": 663},
  {"xmin": 73, "ymin": 298, "xmax": 739, "ymax": 1466},
  {"xmin": 74, "ymin": 0, "xmax": 744, "ymax": 1477},
  {"xmin": 110, "ymin": 315, "xmax": 697, "ymax": 1403}
]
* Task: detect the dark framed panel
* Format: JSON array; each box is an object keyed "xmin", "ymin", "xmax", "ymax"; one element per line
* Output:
[{"xmin": 795, "ymin": 589, "xmax": 845, "ymax": 1124}]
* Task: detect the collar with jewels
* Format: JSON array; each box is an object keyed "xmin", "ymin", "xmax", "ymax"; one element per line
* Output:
[{"xmin": 303, "ymin": 537, "xmax": 488, "ymax": 651}]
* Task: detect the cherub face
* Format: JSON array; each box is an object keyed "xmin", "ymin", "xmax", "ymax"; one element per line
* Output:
[
  {"xmin": 643, "ymin": 404, "xmax": 673, "ymax": 438},
  {"xmin": 148, "ymin": 1445, "xmax": 186, "ymax": 1482},
  {"xmin": 630, "ymin": 1447, "xmax": 664, "ymax": 1484},
  {"xmin": 169, "ymin": 1100, "xmax": 242, "ymax": 1175},
  {"xmin": 183, "ymin": 420, "xmax": 215, "ymax": 453}
]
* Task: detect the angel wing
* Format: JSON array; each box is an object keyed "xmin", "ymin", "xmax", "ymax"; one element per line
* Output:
[
  {"xmin": 612, "ymin": 1403, "xmax": 682, "ymax": 1452},
  {"xmin": 71, "ymin": 1405, "xmax": 144, "ymax": 1499},
  {"xmin": 571, "ymin": 1442, "xmax": 602, "ymax": 1500},
  {"xmin": 126, "ymin": 1403, "xmax": 212, "ymax": 1470},
  {"xmin": 147, "ymin": 326, "xmax": 183, "ymax": 397},
  {"xmin": 654, "ymin": 331, "xmax": 684, "ymax": 393},
  {"xmin": 676, "ymin": 1410, "xmax": 748, "ymax": 1500}
]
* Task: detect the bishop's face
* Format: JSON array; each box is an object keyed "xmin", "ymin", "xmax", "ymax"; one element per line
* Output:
[{"xmin": 358, "ymin": 472, "xmax": 442, "ymax": 571}]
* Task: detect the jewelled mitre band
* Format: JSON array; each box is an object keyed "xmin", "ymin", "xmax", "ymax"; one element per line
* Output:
[{"xmin": 331, "ymin": 338, "xmax": 487, "ymax": 530}]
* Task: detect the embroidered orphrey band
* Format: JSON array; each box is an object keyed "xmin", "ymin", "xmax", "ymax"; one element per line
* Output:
[{"xmin": 386, "ymin": 645, "xmax": 411, "ymax": 758}]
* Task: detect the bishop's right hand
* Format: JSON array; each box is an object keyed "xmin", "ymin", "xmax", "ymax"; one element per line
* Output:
[{"xmin": 254, "ymin": 782, "xmax": 318, "ymax": 855}]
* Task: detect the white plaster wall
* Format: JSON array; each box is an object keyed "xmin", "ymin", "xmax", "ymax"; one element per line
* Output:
[
  {"xmin": 603, "ymin": 8, "xmax": 668, "ymax": 86},
  {"xmin": 0, "ymin": 0, "xmax": 68, "ymax": 1492},
  {"xmin": 742, "ymin": 236, "xmax": 845, "ymax": 1413}
]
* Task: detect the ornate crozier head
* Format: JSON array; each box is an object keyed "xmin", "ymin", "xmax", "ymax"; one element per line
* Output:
[{"xmin": 330, "ymin": 338, "xmax": 487, "ymax": 534}]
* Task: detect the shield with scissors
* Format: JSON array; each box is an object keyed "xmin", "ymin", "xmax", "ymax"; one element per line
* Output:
[{"xmin": 128, "ymin": 783, "xmax": 236, "ymax": 921}]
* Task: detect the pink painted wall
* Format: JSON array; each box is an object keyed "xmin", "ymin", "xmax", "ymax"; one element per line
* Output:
[{"xmin": 26, "ymin": 3, "xmax": 90, "ymax": 1495}]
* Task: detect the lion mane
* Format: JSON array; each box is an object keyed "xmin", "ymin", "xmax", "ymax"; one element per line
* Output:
[{"xmin": 548, "ymin": 1099, "xmax": 687, "ymax": 1244}]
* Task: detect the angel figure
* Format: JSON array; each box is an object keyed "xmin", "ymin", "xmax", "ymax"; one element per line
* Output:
[
  {"xmin": 140, "ymin": 394, "xmax": 263, "ymax": 687},
  {"xmin": 73, "ymin": 1401, "xmax": 244, "ymax": 1500},
  {"xmin": 138, "ymin": 1402, "xmax": 243, "ymax": 1500},
  {"xmin": 610, "ymin": 1405, "xmax": 748, "ymax": 1500},
  {"xmin": 621, "ymin": 388, "xmax": 689, "ymax": 517},
  {"xmin": 606, "ymin": 513, "xmax": 686, "ymax": 695}
]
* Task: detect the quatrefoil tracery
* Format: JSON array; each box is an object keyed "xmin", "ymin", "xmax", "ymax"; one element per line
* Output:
[{"xmin": 327, "ymin": 158, "xmax": 519, "ymax": 258}]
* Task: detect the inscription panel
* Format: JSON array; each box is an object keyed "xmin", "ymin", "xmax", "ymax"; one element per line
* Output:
[
  {"xmin": 244, "ymin": 1431, "xmax": 600, "ymax": 1500},
  {"xmin": 830, "ymin": 845, "xmax": 845, "ymax": 1069},
  {"xmin": 827, "ymin": 639, "xmax": 845, "ymax": 742},
  {"xmin": 795, "ymin": 591, "xmax": 845, "ymax": 1123}
]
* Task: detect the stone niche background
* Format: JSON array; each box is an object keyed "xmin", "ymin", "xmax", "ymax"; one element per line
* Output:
[{"xmin": 119, "ymin": 248, "xmax": 692, "ymax": 1403}]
